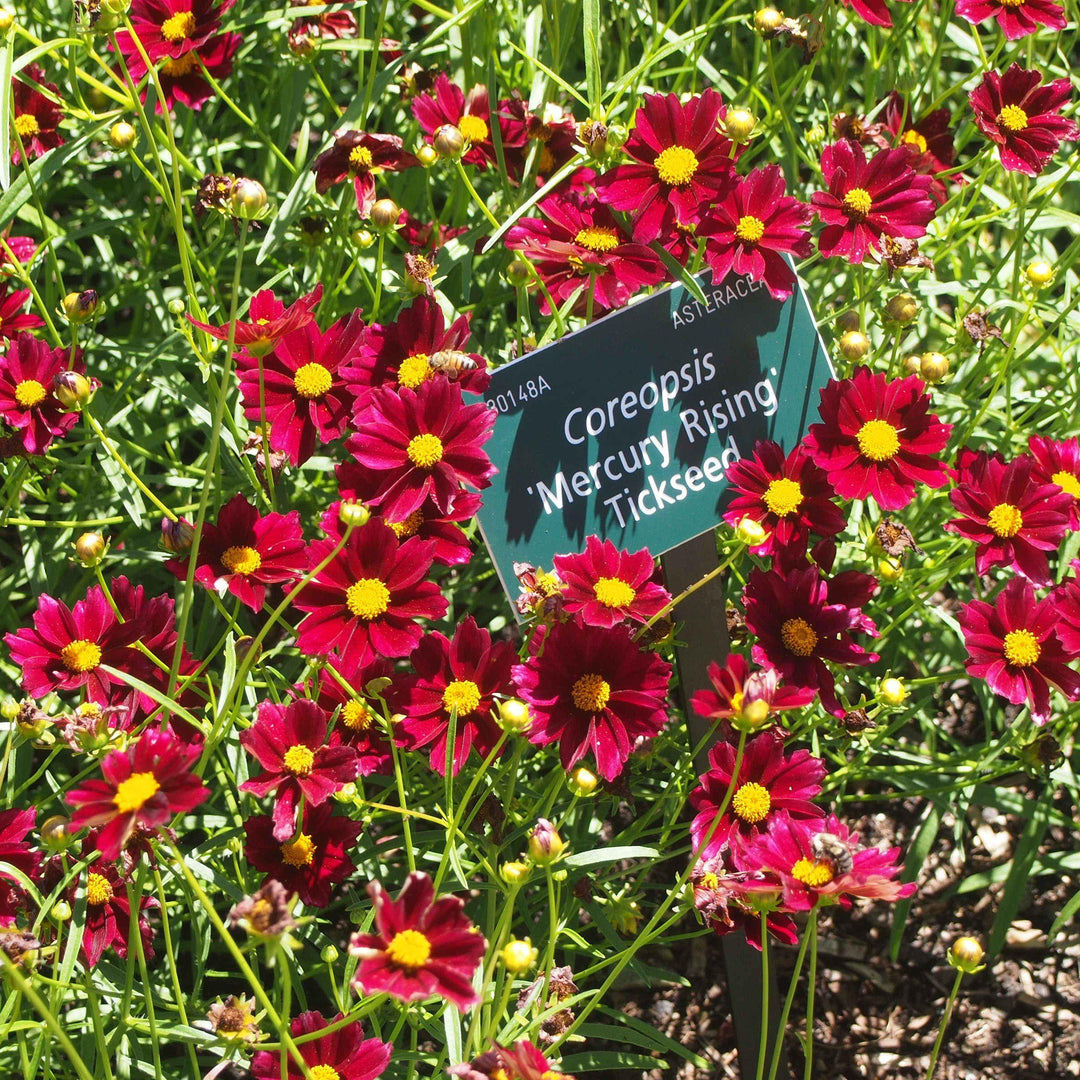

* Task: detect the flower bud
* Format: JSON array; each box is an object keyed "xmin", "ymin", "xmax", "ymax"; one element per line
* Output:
[
  {"xmin": 948, "ymin": 936, "xmax": 985, "ymax": 974},
  {"xmin": 754, "ymin": 6, "xmax": 784, "ymax": 32},
  {"xmin": 353, "ymin": 228, "xmax": 376, "ymax": 250},
  {"xmin": 498, "ymin": 698, "xmax": 532, "ymax": 733},
  {"xmin": 53, "ymin": 371, "xmax": 92, "ymax": 410},
  {"xmin": 919, "ymin": 351, "xmax": 949, "ymax": 383},
  {"xmin": 605, "ymin": 124, "xmax": 628, "ymax": 149},
  {"xmin": 735, "ymin": 698, "xmax": 771, "ymax": 731},
  {"xmin": 339, "ymin": 500, "xmax": 371, "ymax": 529},
  {"xmin": 235, "ymin": 635, "xmax": 261, "ymax": 667},
  {"xmin": 416, "ymin": 144, "xmax": 439, "ymax": 167},
  {"xmin": 108, "ymin": 121, "xmax": 137, "ymax": 151},
  {"xmin": 230, "ymin": 178, "xmax": 267, "ymax": 219},
  {"xmin": 432, "ymin": 124, "xmax": 465, "ymax": 159},
  {"xmin": 884, "ymin": 292, "xmax": 918, "ymax": 325},
  {"xmin": 835, "ymin": 310, "xmax": 860, "ymax": 333},
  {"xmin": 506, "ymin": 258, "xmax": 531, "ymax": 285},
  {"xmin": 568, "ymin": 764, "xmax": 599, "ymax": 796},
  {"xmin": 736, "ymin": 516, "xmax": 768, "ymax": 547},
  {"xmin": 877, "ymin": 557, "xmax": 903, "ymax": 581},
  {"xmin": 500, "ymin": 860, "xmax": 530, "ymax": 885},
  {"xmin": 838, "ymin": 330, "xmax": 870, "ymax": 361},
  {"xmin": 167, "ymin": 298, "xmax": 186, "ymax": 316},
  {"xmin": 39, "ymin": 815, "xmax": 71, "ymax": 849},
  {"xmin": 878, "ymin": 677, "xmax": 907, "ymax": 706},
  {"xmin": 0, "ymin": 700, "xmax": 18, "ymax": 721},
  {"xmin": 500, "ymin": 938, "xmax": 538, "ymax": 973},
  {"xmin": 527, "ymin": 819, "xmax": 565, "ymax": 865},
  {"xmin": 62, "ymin": 290, "xmax": 100, "ymax": 323},
  {"xmin": 722, "ymin": 108, "xmax": 756, "ymax": 143},
  {"xmin": 74, "ymin": 531, "xmax": 107, "ymax": 567},
  {"xmin": 320, "ymin": 944, "xmax": 339, "ymax": 964},
  {"xmin": 805, "ymin": 124, "xmax": 826, "ymax": 147},
  {"xmin": 161, "ymin": 516, "xmax": 195, "ymax": 553},
  {"xmin": 901, "ymin": 353, "xmax": 922, "ymax": 376},
  {"xmin": 1025, "ymin": 259, "xmax": 1053, "ymax": 287},
  {"xmin": 51, "ymin": 900, "xmax": 72, "ymax": 922},
  {"xmin": 369, "ymin": 198, "xmax": 402, "ymax": 230}
]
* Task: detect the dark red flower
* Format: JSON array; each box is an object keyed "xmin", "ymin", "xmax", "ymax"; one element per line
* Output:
[
  {"xmin": 0, "ymin": 334, "xmax": 83, "ymax": 455},
  {"xmin": 969, "ymin": 64, "xmax": 1078, "ymax": 177},
  {"xmin": 450, "ymin": 1040, "xmax": 568, "ymax": 1080},
  {"xmin": 877, "ymin": 93, "xmax": 958, "ymax": 203},
  {"xmin": 0, "ymin": 810, "xmax": 41, "ymax": 897},
  {"xmin": 289, "ymin": 1, "xmax": 358, "ymax": 52},
  {"xmin": 11, "ymin": 64, "xmax": 64, "ymax": 162},
  {"xmin": 0, "ymin": 285, "xmax": 44, "ymax": 339},
  {"xmin": 79, "ymin": 861, "xmax": 157, "ymax": 967},
  {"xmin": 155, "ymin": 34, "xmax": 242, "ymax": 113},
  {"xmin": 1029, "ymin": 435, "xmax": 1080, "ymax": 529},
  {"xmin": 691, "ymin": 857, "xmax": 796, "ymax": 950},
  {"xmin": 956, "ymin": 0, "xmax": 1065, "ymax": 38},
  {"xmin": 349, "ymin": 871, "xmax": 486, "ymax": 1010},
  {"xmin": 837, "ymin": 0, "xmax": 911, "ymax": 27},
  {"xmin": 250, "ymin": 1011, "xmax": 392, "ymax": 1080},
  {"xmin": 117, "ymin": 0, "xmax": 235, "ymax": 60},
  {"xmin": 690, "ymin": 655, "xmax": 816, "ymax": 727},
  {"xmin": 187, "ymin": 284, "xmax": 323, "ymax": 357},
  {"xmin": 312, "ymin": 131, "xmax": 419, "ymax": 216}
]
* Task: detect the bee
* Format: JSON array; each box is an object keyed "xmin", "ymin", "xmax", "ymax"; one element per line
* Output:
[
  {"xmin": 809, "ymin": 832, "xmax": 853, "ymax": 877},
  {"xmin": 428, "ymin": 349, "xmax": 479, "ymax": 381}
]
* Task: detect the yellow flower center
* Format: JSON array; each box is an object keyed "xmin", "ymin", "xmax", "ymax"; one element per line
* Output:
[
  {"xmin": 408, "ymin": 255, "xmax": 435, "ymax": 280},
  {"xmin": 1003, "ymin": 628, "xmax": 1040, "ymax": 667},
  {"xmin": 113, "ymin": 771, "xmax": 161, "ymax": 814},
  {"xmin": 763, "ymin": 477, "xmax": 804, "ymax": 517},
  {"xmin": 856, "ymin": 419, "xmax": 900, "ymax": 462},
  {"xmin": 780, "ymin": 617, "xmax": 817, "ymax": 658},
  {"xmin": 1052, "ymin": 471, "xmax": 1080, "ymax": 499},
  {"xmin": 348, "ymin": 145, "xmax": 374, "ymax": 171},
  {"xmin": 791, "ymin": 857, "xmax": 835, "ymax": 887},
  {"xmin": 279, "ymin": 833, "xmax": 316, "ymax": 867},
  {"xmin": 160, "ymin": 10, "xmax": 196, "ymax": 41},
  {"xmin": 396, "ymin": 353, "xmax": 434, "ymax": 389},
  {"xmin": 220, "ymin": 545, "xmax": 262, "ymax": 575},
  {"xmin": 293, "ymin": 362, "xmax": 333, "ymax": 399},
  {"xmin": 385, "ymin": 928, "xmax": 432, "ymax": 970},
  {"xmin": 593, "ymin": 576, "xmax": 636, "ymax": 608},
  {"xmin": 310, "ymin": 1068, "xmax": 340, "ymax": 1080},
  {"xmin": 60, "ymin": 639, "xmax": 102, "ymax": 673},
  {"xmin": 406, "ymin": 432, "xmax": 444, "ymax": 468},
  {"xmin": 842, "ymin": 187, "xmax": 873, "ymax": 218},
  {"xmin": 283, "ymin": 744, "xmax": 315, "ymax": 775},
  {"xmin": 13, "ymin": 114, "xmax": 40, "ymax": 139},
  {"xmin": 458, "ymin": 114, "xmax": 489, "ymax": 144},
  {"xmin": 87, "ymin": 873, "xmax": 114, "ymax": 906},
  {"xmin": 389, "ymin": 509, "xmax": 425, "ymax": 539},
  {"xmin": 732, "ymin": 782, "xmax": 772, "ymax": 824},
  {"xmin": 901, "ymin": 129, "xmax": 928, "ymax": 154},
  {"xmin": 654, "ymin": 144, "xmax": 699, "ymax": 187},
  {"xmin": 442, "ymin": 679, "xmax": 482, "ymax": 715},
  {"xmin": 735, "ymin": 215, "xmax": 766, "ymax": 243},
  {"xmin": 996, "ymin": 104, "xmax": 1028, "ymax": 132},
  {"xmin": 345, "ymin": 578, "xmax": 390, "ymax": 620},
  {"xmin": 574, "ymin": 226, "xmax": 621, "ymax": 253},
  {"xmin": 77, "ymin": 702, "xmax": 103, "ymax": 719},
  {"xmin": 14, "ymin": 379, "xmax": 47, "ymax": 408},
  {"xmin": 341, "ymin": 700, "xmax": 375, "ymax": 731},
  {"xmin": 161, "ymin": 52, "xmax": 199, "ymax": 77},
  {"xmin": 571, "ymin": 672, "xmax": 611, "ymax": 713},
  {"xmin": 987, "ymin": 502, "xmax": 1023, "ymax": 537}
]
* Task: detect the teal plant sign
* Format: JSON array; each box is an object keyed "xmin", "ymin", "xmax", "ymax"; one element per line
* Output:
[{"xmin": 476, "ymin": 271, "xmax": 834, "ymax": 608}]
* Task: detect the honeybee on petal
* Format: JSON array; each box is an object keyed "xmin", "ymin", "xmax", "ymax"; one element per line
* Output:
[
  {"xmin": 809, "ymin": 832, "xmax": 854, "ymax": 877},
  {"xmin": 428, "ymin": 349, "xmax": 479, "ymax": 381}
]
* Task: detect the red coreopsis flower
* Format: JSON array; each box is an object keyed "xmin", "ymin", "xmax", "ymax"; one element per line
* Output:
[
  {"xmin": 698, "ymin": 166, "xmax": 813, "ymax": 300},
  {"xmin": 1029, "ymin": 435, "xmax": 1080, "ymax": 529},
  {"xmin": 1051, "ymin": 564, "xmax": 1080, "ymax": 657},
  {"xmin": 250, "ymin": 1012, "xmax": 392, "ymax": 1080},
  {"xmin": 244, "ymin": 803, "xmax": 364, "ymax": 908},
  {"xmin": 312, "ymin": 131, "xmax": 419, "ymax": 217},
  {"xmin": 690, "ymin": 655, "xmax": 816, "ymax": 728},
  {"xmin": 691, "ymin": 857, "xmax": 796, "ymax": 950},
  {"xmin": 504, "ymin": 191, "xmax": 667, "ymax": 315},
  {"xmin": 187, "ymin": 284, "xmax": 323, "ymax": 357},
  {"xmin": 239, "ymin": 699, "xmax": 359, "ymax": 842},
  {"xmin": 0, "ymin": 285, "xmax": 44, "ymax": 339},
  {"xmin": 67, "ymin": 729, "xmax": 210, "ymax": 860},
  {"xmin": 11, "ymin": 65, "xmax": 64, "ymax": 162},
  {"xmin": 837, "ymin": 0, "xmax": 911, "ymax": 27},
  {"xmin": 348, "ymin": 379, "xmax": 496, "ymax": 520},
  {"xmin": 595, "ymin": 89, "xmax": 740, "ymax": 244},
  {"xmin": 0, "ymin": 810, "xmax": 41, "ymax": 904},
  {"xmin": 956, "ymin": 0, "xmax": 1064, "ymax": 38},
  {"xmin": 236, "ymin": 310, "xmax": 364, "ymax": 466},
  {"xmin": 388, "ymin": 616, "xmax": 517, "ymax": 776},
  {"xmin": 945, "ymin": 454, "xmax": 1071, "ymax": 586},
  {"xmin": 350, "ymin": 871, "xmax": 487, "ymax": 1010},
  {"xmin": 551, "ymin": 536, "xmax": 671, "ymax": 629},
  {"xmin": 450, "ymin": 1040, "xmax": 569, "ymax": 1080},
  {"xmin": 291, "ymin": 519, "xmax": 446, "ymax": 663},
  {"xmin": 960, "ymin": 577, "xmax": 1080, "ymax": 724},
  {"xmin": 289, "ymin": 0, "xmax": 358, "ymax": 52},
  {"xmin": 969, "ymin": 65, "xmax": 1078, "ymax": 177},
  {"xmin": 801, "ymin": 366, "xmax": 952, "ymax": 510},
  {"xmin": 165, "ymin": 493, "xmax": 306, "ymax": 612},
  {"xmin": 689, "ymin": 732, "xmax": 825, "ymax": 863},
  {"xmin": 514, "ymin": 620, "xmax": 672, "ymax": 781},
  {"xmin": 118, "ymin": 0, "xmax": 235, "ymax": 60},
  {"xmin": 78, "ymin": 861, "xmax": 158, "ymax": 967},
  {"xmin": 811, "ymin": 140, "xmax": 937, "ymax": 264},
  {"xmin": 151, "ymin": 34, "xmax": 242, "ymax": 113},
  {"xmin": 743, "ymin": 565, "xmax": 879, "ymax": 717},
  {"xmin": 877, "ymin": 93, "xmax": 958, "ymax": 203},
  {"xmin": 0, "ymin": 334, "xmax": 83, "ymax": 455}
]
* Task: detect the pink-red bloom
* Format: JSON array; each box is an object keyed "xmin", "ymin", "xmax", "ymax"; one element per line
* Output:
[
  {"xmin": 79, "ymin": 861, "xmax": 157, "ymax": 967},
  {"xmin": 0, "ymin": 810, "xmax": 40, "ymax": 916},
  {"xmin": 690, "ymin": 655, "xmax": 816, "ymax": 727},
  {"xmin": 11, "ymin": 65, "xmax": 64, "ymax": 162},
  {"xmin": 1029, "ymin": 435, "xmax": 1080, "ymax": 529},
  {"xmin": 0, "ymin": 285, "xmax": 45, "ymax": 339},
  {"xmin": 956, "ymin": 0, "xmax": 1065, "ymax": 38},
  {"xmin": 118, "ymin": 0, "xmax": 235, "ymax": 61},
  {"xmin": 877, "ymin": 93, "xmax": 958, "ymax": 203},
  {"xmin": 450, "ymin": 1040, "xmax": 569, "ymax": 1080},
  {"xmin": 0, "ymin": 334, "xmax": 83, "ymax": 455},
  {"xmin": 837, "ymin": 0, "xmax": 911, "ymax": 27},
  {"xmin": 312, "ymin": 131, "xmax": 419, "ymax": 216},
  {"xmin": 691, "ymin": 856, "xmax": 796, "ymax": 950},
  {"xmin": 187, "ymin": 284, "xmax": 323, "ymax": 356},
  {"xmin": 250, "ymin": 1012, "xmax": 392, "ymax": 1080}
]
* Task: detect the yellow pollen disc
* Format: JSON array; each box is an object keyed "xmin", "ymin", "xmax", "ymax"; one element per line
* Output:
[
  {"xmin": 1003, "ymin": 628, "xmax": 1041, "ymax": 667},
  {"xmin": 161, "ymin": 52, "xmax": 198, "ymax": 77},
  {"xmin": 220, "ymin": 545, "xmax": 262, "ymax": 575},
  {"xmin": 442, "ymin": 679, "xmax": 482, "ymax": 715},
  {"xmin": 86, "ymin": 873, "xmax": 114, "ymax": 906},
  {"xmin": 856, "ymin": 419, "xmax": 900, "ymax": 462},
  {"xmin": 700, "ymin": 871, "xmax": 720, "ymax": 889},
  {"xmin": 730, "ymin": 690, "xmax": 745, "ymax": 712},
  {"xmin": 406, "ymin": 432, "xmax": 444, "ymax": 468},
  {"xmin": 13, "ymin": 114, "xmax": 40, "ymax": 139},
  {"xmin": 842, "ymin": 187, "xmax": 873, "ymax": 218},
  {"xmin": 763, "ymin": 477, "xmax": 804, "ymax": 517},
  {"xmin": 345, "ymin": 578, "xmax": 390, "ymax": 620},
  {"xmin": 60, "ymin": 639, "xmax": 102, "ymax": 673},
  {"xmin": 571, "ymin": 672, "xmax": 611, "ymax": 713},
  {"xmin": 14, "ymin": 379, "xmax": 47, "ymax": 408},
  {"xmin": 735, "ymin": 215, "xmax": 766, "ymax": 243},
  {"xmin": 780, "ymin": 617, "xmax": 817, "ymax": 658},
  {"xmin": 1052, "ymin": 471, "xmax": 1080, "ymax": 499},
  {"xmin": 732, "ymin": 782, "xmax": 772, "ymax": 824},
  {"xmin": 573, "ymin": 226, "xmax": 621, "ymax": 253},
  {"xmin": 293, "ymin": 362, "xmax": 333, "ymax": 399},
  {"xmin": 77, "ymin": 702, "xmax": 102, "ymax": 718},
  {"xmin": 987, "ymin": 502, "xmax": 1023, "ymax": 538},
  {"xmin": 348, "ymin": 145, "xmax": 374, "ymax": 171},
  {"xmin": 386, "ymin": 928, "xmax": 432, "ymax": 970},
  {"xmin": 902, "ymin": 129, "xmax": 928, "ymax": 154},
  {"xmin": 409, "ymin": 256, "xmax": 435, "ymax": 280},
  {"xmin": 389, "ymin": 509, "xmax": 425, "ymax": 538},
  {"xmin": 279, "ymin": 833, "xmax": 316, "ymax": 867},
  {"xmin": 310, "ymin": 1068, "xmax": 341, "ymax": 1080},
  {"xmin": 341, "ymin": 700, "xmax": 375, "ymax": 731},
  {"xmin": 396, "ymin": 352, "xmax": 434, "ymax": 389},
  {"xmin": 160, "ymin": 10, "xmax": 196, "ymax": 41},
  {"xmin": 654, "ymin": 144, "xmax": 700, "ymax": 187},
  {"xmin": 792, "ymin": 857, "xmax": 835, "ymax": 887},
  {"xmin": 997, "ymin": 105, "xmax": 1028, "ymax": 132},
  {"xmin": 283, "ymin": 744, "xmax": 316, "ymax": 776},
  {"xmin": 113, "ymin": 771, "xmax": 161, "ymax": 814},
  {"xmin": 458, "ymin": 114, "xmax": 489, "ymax": 144},
  {"xmin": 490, "ymin": 1071, "xmax": 510, "ymax": 1080},
  {"xmin": 593, "ymin": 576, "xmax": 636, "ymax": 608}
]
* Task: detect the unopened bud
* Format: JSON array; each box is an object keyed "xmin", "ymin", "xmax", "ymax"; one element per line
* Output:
[
  {"xmin": 569, "ymin": 764, "xmax": 599, "ymax": 796},
  {"xmin": 500, "ymin": 860, "xmax": 530, "ymax": 885},
  {"xmin": 432, "ymin": 124, "xmax": 465, "ymax": 159},
  {"xmin": 506, "ymin": 258, "xmax": 531, "ymax": 285},
  {"xmin": 736, "ymin": 516, "xmax": 768, "ymax": 547},
  {"xmin": 884, "ymin": 292, "xmax": 918, "ymax": 325},
  {"xmin": 838, "ymin": 330, "xmax": 870, "ymax": 361},
  {"xmin": 879, "ymin": 677, "xmax": 907, "ymax": 706},
  {"xmin": 369, "ymin": 198, "xmax": 402, "ymax": 230},
  {"xmin": 500, "ymin": 938, "xmax": 538, "ymax": 973},
  {"xmin": 230, "ymin": 178, "xmax": 267, "ymax": 219},
  {"xmin": 901, "ymin": 353, "xmax": 922, "ymax": 375},
  {"xmin": 161, "ymin": 517, "xmax": 195, "ymax": 553},
  {"xmin": 62, "ymin": 285, "xmax": 100, "ymax": 320},
  {"xmin": 835, "ymin": 310, "xmax": 860, "ymax": 333},
  {"xmin": 416, "ymin": 144, "xmax": 438, "ymax": 167},
  {"xmin": 723, "ymin": 108, "xmax": 756, "ymax": 143},
  {"xmin": 51, "ymin": 900, "xmax": 72, "ymax": 922},
  {"xmin": 754, "ymin": 6, "xmax": 784, "ymax": 32},
  {"xmin": 877, "ymin": 557, "xmax": 903, "ymax": 581},
  {"xmin": 320, "ymin": 944, "xmax": 339, "ymax": 964},
  {"xmin": 0, "ymin": 700, "xmax": 18, "ymax": 721},
  {"xmin": 1025, "ymin": 259, "xmax": 1053, "ymax": 287},
  {"xmin": 498, "ymin": 698, "xmax": 532, "ymax": 733},
  {"xmin": 167, "ymin": 298, "xmax": 186, "ymax": 316},
  {"xmin": 339, "ymin": 500, "xmax": 371, "ymax": 528},
  {"xmin": 736, "ymin": 698, "xmax": 771, "ymax": 730},
  {"xmin": 74, "ymin": 532, "xmax": 106, "ymax": 567},
  {"xmin": 39, "ymin": 815, "xmax": 71, "ymax": 849},
  {"xmin": 527, "ymin": 819, "xmax": 565, "ymax": 865},
  {"xmin": 605, "ymin": 124, "xmax": 628, "ymax": 149},
  {"xmin": 920, "ymin": 351, "xmax": 949, "ymax": 383},
  {"xmin": 108, "ymin": 121, "xmax": 137, "ymax": 150},
  {"xmin": 52, "ymin": 371, "xmax": 92, "ymax": 409},
  {"xmin": 949, "ymin": 936, "xmax": 985, "ymax": 973},
  {"xmin": 235, "ymin": 635, "xmax": 261, "ymax": 666}
]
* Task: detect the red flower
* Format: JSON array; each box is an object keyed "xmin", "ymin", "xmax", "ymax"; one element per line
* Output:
[
  {"xmin": 551, "ymin": 536, "xmax": 670, "ymax": 629},
  {"xmin": 349, "ymin": 871, "xmax": 486, "ymax": 1010},
  {"xmin": 312, "ymin": 131, "xmax": 419, "ymax": 216},
  {"xmin": 837, "ymin": 0, "xmax": 911, "ymax": 27},
  {"xmin": 78, "ymin": 861, "xmax": 158, "ymax": 968},
  {"xmin": 0, "ymin": 334, "xmax": 83, "ymax": 455},
  {"xmin": 0, "ymin": 285, "xmax": 44, "ymax": 339},
  {"xmin": 690, "ymin": 655, "xmax": 816, "ymax": 727},
  {"xmin": 0, "ymin": 810, "xmax": 41, "ymax": 897},
  {"xmin": 1051, "ymin": 564, "xmax": 1080, "ymax": 656},
  {"xmin": 877, "ymin": 93, "xmax": 958, "ymax": 203},
  {"xmin": 811, "ymin": 140, "xmax": 937, "ymax": 264},
  {"xmin": 348, "ymin": 379, "xmax": 496, "ymax": 520},
  {"xmin": 956, "ymin": 0, "xmax": 1065, "ymax": 38},
  {"xmin": 388, "ymin": 616, "xmax": 516, "ymax": 775},
  {"xmin": 691, "ymin": 857, "xmax": 796, "ymax": 950},
  {"xmin": 165, "ymin": 493, "xmax": 306, "ymax": 612},
  {"xmin": 117, "ymin": 0, "xmax": 235, "ymax": 61},
  {"xmin": 969, "ymin": 64, "xmax": 1078, "ymax": 177},
  {"xmin": 802, "ymin": 366, "xmax": 952, "ymax": 510},
  {"xmin": 595, "ymin": 89, "xmax": 740, "ymax": 244},
  {"xmin": 1029, "ymin": 435, "xmax": 1080, "ymax": 529},
  {"xmin": 945, "ymin": 454, "xmax": 1071, "ymax": 586},
  {"xmin": 291, "ymin": 519, "xmax": 446, "ymax": 663},
  {"xmin": 155, "ymin": 35, "xmax": 242, "ymax": 113},
  {"xmin": 514, "ymin": 620, "xmax": 672, "ymax": 781},
  {"xmin": 289, "ymin": 1, "xmax": 358, "ymax": 51},
  {"xmin": 239, "ymin": 699, "xmax": 359, "ymax": 842},
  {"xmin": 698, "ymin": 166, "xmax": 813, "ymax": 300},
  {"xmin": 250, "ymin": 1011, "xmax": 392, "ymax": 1080},
  {"xmin": 187, "ymin": 284, "xmax": 323, "ymax": 357},
  {"xmin": 450, "ymin": 1040, "xmax": 567, "ymax": 1080},
  {"xmin": 11, "ymin": 64, "xmax": 64, "ymax": 162},
  {"xmin": 67, "ymin": 729, "xmax": 209, "ymax": 860},
  {"xmin": 244, "ymin": 803, "xmax": 364, "ymax": 908}
]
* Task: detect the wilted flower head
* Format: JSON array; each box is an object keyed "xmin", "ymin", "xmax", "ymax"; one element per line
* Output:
[
  {"xmin": 206, "ymin": 994, "xmax": 260, "ymax": 1043},
  {"xmin": 228, "ymin": 880, "xmax": 298, "ymax": 938}
]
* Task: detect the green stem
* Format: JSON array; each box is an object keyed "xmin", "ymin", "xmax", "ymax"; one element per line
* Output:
[
  {"xmin": 925, "ymin": 968, "xmax": 965, "ymax": 1080},
  {"xmin": 803, "ymin": 909, "xmax": 819, "ymax": 1080},
  {"xmin": 765, "ymin": 906, "xmax": 816, "ymax": 1080},
  {"xmin": 756, "ymin": 910, "xmax": 770, "ymax": 1080}
]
